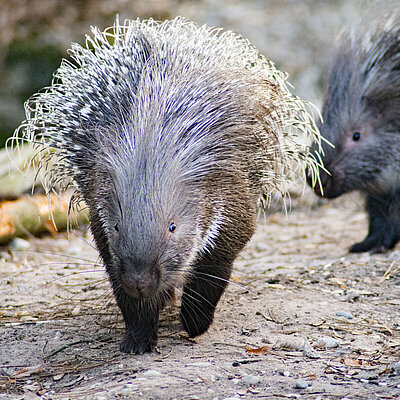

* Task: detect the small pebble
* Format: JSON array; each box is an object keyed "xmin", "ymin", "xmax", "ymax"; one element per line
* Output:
[
  {"xmin": 9, "ymin": 238, "xmax": 30, "ymax": 251},
  {"xmin": 71, "ymin": 306, "xmax": 81, "ymax": 316},
  {"xmin": 313, "ymin": 337, "xmax": 340, "ymax": 349},
  {"xmin": 280, "ymin": 370, "xmax": 290, "ymax": 377},
  {"xmin": 343, "ymin": 289, "xmax": 359, "ymax": 302},
  {"xmin": 241, "ymin": 375, "xmax": 260, "ymax": 385},
  {"xmin": 121, "ymin": 383, "xmax": 138, "ymax": 391},
  {"xmin": 392, "ymin": 361, "xmax": 400, "ymax": 374},
  {"xmin": 336, "ymin": 311, "xmax": 353, "ymax": 319},
  {"xmin": 303, "ymin": 340, "xmax": 320, "ymax": 359},
  {"xmin": 255, "ymin": 242, "xmax": 270, "ymax": 252},
  {"xmin": 294, "ymin": 380, "xmax": 309, "ymax": 389},
  {"xmin": 17, "ymin": 285, "xmax": 27, "ymax": 293},
  {"xmin": 143, "ymin": 369, "xmax": 162, "ymax": 377}
]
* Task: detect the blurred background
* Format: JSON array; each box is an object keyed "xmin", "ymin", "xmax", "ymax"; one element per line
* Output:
[{"xmin": 0, "ymin": 0, "xmax": 377, "ymax": 148}]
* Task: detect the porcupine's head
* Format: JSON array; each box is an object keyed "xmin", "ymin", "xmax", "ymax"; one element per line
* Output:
[
  {"xmin": 309, "ymin": 9, "xmax": 400, "ymax": 199},
  {"xmin": 12, "ymin": 17, "xmax": 321, "ymax": 299}
]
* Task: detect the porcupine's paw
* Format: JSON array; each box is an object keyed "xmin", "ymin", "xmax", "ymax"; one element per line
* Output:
[
  {"xmin": 120, "ymin": 331, "xmax": 158, "ymax": 354},
  {"xmin": 351, "ymin": 195, "xmax": 400, "ymax": 253},
  {"xmin": 350, "ymin": 229, "xmax": 399, "ymax": 253}
]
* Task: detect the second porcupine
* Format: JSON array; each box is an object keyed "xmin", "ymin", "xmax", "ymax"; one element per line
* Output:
[
  {"xmin": 13, "ymin": 17, "xmax": 321, "ymax": 354},
  {"xmin": 308, "ymin": 10, "xmax": 400, "ymax": 253}
]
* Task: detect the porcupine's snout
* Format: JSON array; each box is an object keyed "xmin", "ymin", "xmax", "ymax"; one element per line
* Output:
[{"xmin": 120, "ymin": 259, "xmax": 161, "ymax": 299}]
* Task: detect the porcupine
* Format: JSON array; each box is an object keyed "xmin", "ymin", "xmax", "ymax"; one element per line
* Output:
[
  {"xmin": 12, "ymin": 17, "xmax": 321, "ymax": 354},
  {"xmin": 307, "ymin": 9, "xmax": 400, "ymax": 253}
]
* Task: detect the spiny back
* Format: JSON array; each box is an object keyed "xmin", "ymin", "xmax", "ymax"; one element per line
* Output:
[
  {"xmin": 12, "ymin": 17, "xmax": 321, "ymax": 205},
  {"xmin": 324, "ymin": 8, "xmax": 400, "ymax": 128}
]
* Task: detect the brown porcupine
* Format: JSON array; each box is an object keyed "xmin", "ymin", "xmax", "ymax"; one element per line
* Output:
[
  {"xmin": 12, "ymin": 17, "xmax": 321, "ymax": 354},
  {"xmin": 307, "ymin": 9, "xmax": 400, "ymax": 253}
]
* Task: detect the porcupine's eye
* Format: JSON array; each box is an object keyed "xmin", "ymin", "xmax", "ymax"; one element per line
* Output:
[
  {"xmin": 352, "ymin": 131, "xmax": 361, "ymax": 141},
  {"xmin": 169, "ymin": 222, "xmax": 176, "ymax": 233},
  {"xmin": 114, "ymin": 223, "xmax": 119, "ymax": 232}
]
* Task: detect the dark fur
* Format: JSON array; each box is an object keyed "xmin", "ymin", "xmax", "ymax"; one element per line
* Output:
[{"xmin": 308, "ymin": 10, "xmax": 400, "ymax": 253}]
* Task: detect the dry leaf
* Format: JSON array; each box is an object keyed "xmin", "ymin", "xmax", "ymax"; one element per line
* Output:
[
  {"xmin": 245, "ymin": 345, "xmax": 269, "ymax": 355},
  {"xmin": 328, "ymin": 277, "xmax": 348, "ymax": 288},
  {"xmin": 12, "ymin": 364, "xmax": 44, "ymax": 378},
  {"xmin": 340, "ymin": 357, "xmax": 366, "ymax": 367}
]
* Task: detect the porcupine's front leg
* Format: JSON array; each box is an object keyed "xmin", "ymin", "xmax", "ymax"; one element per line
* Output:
[
  {"xmin": 350, "ymin": 193, "xmax": 400, "ymax": 253},
  {"xmin": 180, "ymin": 250, "xmax": 232, "ymax": 338},
  {"xmin": 114, "ymin": 291, "xmax": 159, "ymax": 354},
  {"xmin": 180, "ymin": 189, "xmax": 257, "ymax": 337}
]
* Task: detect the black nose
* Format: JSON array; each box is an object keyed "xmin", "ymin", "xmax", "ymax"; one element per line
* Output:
[{"xmin": 122, "ymin": 271, "xmax": 158, "ymax": 298}]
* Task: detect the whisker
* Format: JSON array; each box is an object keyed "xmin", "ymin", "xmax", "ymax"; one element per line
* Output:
[{"xmin": 10, "ymin": 249, "xmax": 98, "ymax": 264}]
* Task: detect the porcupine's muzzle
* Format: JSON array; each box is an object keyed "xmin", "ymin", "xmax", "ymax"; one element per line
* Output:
[{"xmin": 121, "ymin": 266, "xmax": 160, "ymax": 299}]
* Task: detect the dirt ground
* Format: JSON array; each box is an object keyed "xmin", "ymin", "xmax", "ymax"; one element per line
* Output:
[{"xmin": 1, "ymin": 191, "xmax": 400, "ymax": 400}]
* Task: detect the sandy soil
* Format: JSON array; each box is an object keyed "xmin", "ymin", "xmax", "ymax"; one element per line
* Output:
[{"xmin": 1, "ymin": 191, "xmax": 400, "ymax": 400}]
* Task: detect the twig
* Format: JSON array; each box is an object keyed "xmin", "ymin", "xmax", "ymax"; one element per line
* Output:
[
  {"xmin": 380, "ymin": 261, "xmax": 400, "ymax": 283},
  {"xmin": 45, "ymin": 339, "xmax": 93, "ymax": 359}
]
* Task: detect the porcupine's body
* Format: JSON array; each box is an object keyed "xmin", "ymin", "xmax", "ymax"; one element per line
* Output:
[
  {"xmin": 14, "ymin": 17, "xmax": 320, "ymax": 353},
  {"xmin": 308, "ymin": 10, "xmax": 400, "ymax": 253}
]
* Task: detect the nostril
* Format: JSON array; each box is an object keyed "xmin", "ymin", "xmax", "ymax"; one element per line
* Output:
[
  {"xmin": 122, "ymin": 270, "xmax": 157, "ymax": 298},
  {"xmin": 135, "ymin": 276, "xmax": 152, "ymax": 291}
]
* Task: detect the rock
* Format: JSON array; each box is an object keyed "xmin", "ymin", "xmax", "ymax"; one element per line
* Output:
[
  {"xmin": 241, "ymin": 375, "xmax": 260, "ymax": 385},
  {"xmin": 294, "ymin": 380, "xmax": 309, "ymax": 389},
  {"xmin": 121, "ymin": 383, "xmax": 138, "ymax": 393},
  {"xmin": 336, "ymin": 311, "xmax": 353, "ymax": 319},
  {"xmin": 303, "ymin": 340, "xmax": 320, "ymax": 359},
  {"xmin": 17, "ymin": 285, "xmax": 27, "ymax": 293},
  {"xmin": 10, "ymin": 238, "xmax": 30, "ymax": 251},
  {"xmin": 255, "ymin": 242, "xmax": 270, "ymax": 252},
  {"xmin": 313, "ymin": 337, "xmax": 340, "ymax": 349},
  {"xmin": 343, "ymin": 289, "xmax": 359, "ymax": 302},
  {"xmin": 392, "ymin": 361, "xmax": 400, "ymax": 375}
]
